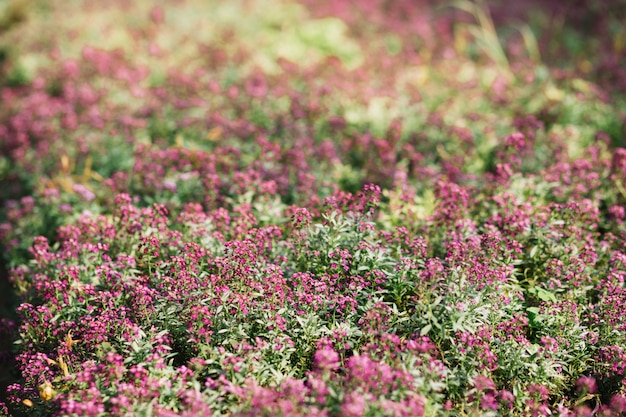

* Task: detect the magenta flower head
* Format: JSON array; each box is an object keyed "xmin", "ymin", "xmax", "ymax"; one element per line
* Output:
[
  {"xmin": 313, "ymin": 347, "xmax": 340, "ymax": 372},
  {"xmin": 575, "ymin": 376, "xmax": 597, "ymax": 394},
  {"xmin": 341, "ymin": 392, "xmax": 367, "ymax": 417},
  {"xmin": 473, "ymin": 375, "xmax": 496, "ymax": 392},
  {"xmin": 480, "ymin": 392, "xmax": 499, "ymax": 410},
  {"xmin": 498, "ymin": 390, "xmax": 515, "ymax": 409},
  {"xmin": 610, "ymin": 394, "xmax": 626, "ymax": 413}
]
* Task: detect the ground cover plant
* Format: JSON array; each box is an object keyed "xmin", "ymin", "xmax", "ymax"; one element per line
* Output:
[{"xmin": 1, "ymin": 0, "xmax": 626, "ymax": 415}]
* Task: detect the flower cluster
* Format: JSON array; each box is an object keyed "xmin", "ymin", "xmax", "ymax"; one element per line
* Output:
[{"xmin": 1, "ymin": 0, "xmax": 626, "ymax": 416}]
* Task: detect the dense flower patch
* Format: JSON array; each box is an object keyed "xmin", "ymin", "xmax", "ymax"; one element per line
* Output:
[{"xmin": 1, "ymin": 0, "xmax": 626, "ymax": 416}]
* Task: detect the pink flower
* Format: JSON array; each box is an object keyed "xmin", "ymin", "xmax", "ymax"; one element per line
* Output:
[
  {"xmin": 341, "ymin": 392, "xmax": 367, "ymax": 417},
  {"xmin": 150, "ymin": 6, "xmax": 164, "ymax": 24},
  {"xmin": 473, "ymin": 375, "xmax": 496, "ymax": 392},
  {"xmin": 576, "ymin": 376, "xmax": 597, "ymax": 394},
  {"xmin": 498, "ymin": 390, "xmax": 515, "ymax": 408},
  {"xmin": 314, "ymin": 347, "xmax": 340, "ymax": 372},
  {"xmin": 481, "ymin": 392, "xmax": 499, "ymax": 410}
]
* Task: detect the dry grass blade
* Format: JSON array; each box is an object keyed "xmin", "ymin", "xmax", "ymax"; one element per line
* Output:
[{"xmin": 449, "ymin": 0, "xmax": 513, "ymax": 81}]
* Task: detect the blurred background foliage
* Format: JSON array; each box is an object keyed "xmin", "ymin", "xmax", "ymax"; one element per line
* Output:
[
  {"xmin": 0, "ymin": 0, "xmax": 625, "ymax": 91},
  {"xmin": 0, "ymin": 0, "xmax": 625, "ymax": 411}
]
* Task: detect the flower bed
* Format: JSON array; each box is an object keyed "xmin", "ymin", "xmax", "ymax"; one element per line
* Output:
[{"xmin": 1, "ymin": 0, "xmax": 625, "ymax": 415}]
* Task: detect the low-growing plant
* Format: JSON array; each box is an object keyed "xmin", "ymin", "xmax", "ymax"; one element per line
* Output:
[{"xmin": 1, "ymin": 0, "xmax": 626, "ymax": 416}]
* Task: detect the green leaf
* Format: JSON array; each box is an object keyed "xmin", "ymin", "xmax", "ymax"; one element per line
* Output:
[{"xmin": 528, "ymin": 287, "xmax": 557, "ymax": 303}]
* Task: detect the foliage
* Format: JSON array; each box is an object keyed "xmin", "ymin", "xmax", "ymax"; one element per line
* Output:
[{"xmin": 1, "ymin": 0, "xmax": 626, "ymax": 416}]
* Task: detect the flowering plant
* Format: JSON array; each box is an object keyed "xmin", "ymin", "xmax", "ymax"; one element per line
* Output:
[{"xmin": 1, "ymin": 0, "xmax": 626, "ymax": 416}]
